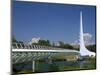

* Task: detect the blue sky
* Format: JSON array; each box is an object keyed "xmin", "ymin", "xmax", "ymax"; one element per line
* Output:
[{"xmin": 12, "ymin": 1, "xmax": 96, "ymax": 44}]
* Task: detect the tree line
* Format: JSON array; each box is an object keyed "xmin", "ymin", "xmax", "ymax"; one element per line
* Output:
[{"xmin": 12, "ymin": 36, "xmax": 96, "ymax": 52}]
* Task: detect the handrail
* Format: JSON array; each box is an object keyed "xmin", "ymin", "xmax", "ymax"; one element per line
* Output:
[{"xmin": 12, "ymin": 43, "xmax": 64, "ymax": 50}]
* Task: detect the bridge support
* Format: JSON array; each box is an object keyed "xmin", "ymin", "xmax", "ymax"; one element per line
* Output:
[
  {"xmin": 48, "ymin": 59, "xmax": 52, "ymax": 64},
  {"xmin": 46, "ymin": 57, "xmax": 52, "ymax": 64},
  {"xmin": 32, "ymin": 61, "xmax": 35, "ymax": 72}
]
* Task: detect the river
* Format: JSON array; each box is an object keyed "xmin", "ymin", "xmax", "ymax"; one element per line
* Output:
[{"xmin": 12, "ymin": 57, "xmax": 96, "ymax": 74}]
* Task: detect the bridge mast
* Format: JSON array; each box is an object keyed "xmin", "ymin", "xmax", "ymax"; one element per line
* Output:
[{"xmin": 79, "ymin": 11, "xmax": 95, "ymax": 57}]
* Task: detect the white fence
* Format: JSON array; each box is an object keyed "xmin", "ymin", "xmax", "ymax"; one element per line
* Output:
[{"xmin": 12, "ymin": 43, "xmax": 63, "ymax": 50}]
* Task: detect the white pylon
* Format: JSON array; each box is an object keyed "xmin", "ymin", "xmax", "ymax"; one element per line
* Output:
[{"xmin": 79, "ymin": 11, "xmax": 95, "ymax": 57}]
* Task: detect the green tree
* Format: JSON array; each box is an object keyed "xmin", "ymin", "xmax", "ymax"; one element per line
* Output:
[
  {"xmin": 58, "ymin": 41, "xmax": 65, "ymax": 48},
  {"xmin": 32, "ymin": 43, "xmax": 39, "ymax": 45},
  {"xmin": 38, "ymin": 40, "xmax": 51, "ymax": 46},
  {"xmin": 52, "ymin": 42, "xmax": 55, "ymax": 47},
  {"xmin": 12, "ymin": 35, "xmax": 17, "ymax": 43},
  {"xmin": 64, "ymin": 44, "xmax": 74, "ymax": 49},
  {"xmin": 47, "ymin": 40, "xmax": 51, "ymax": 46},
  {"xmin": 86, "ymin": 44, "xmax": 96, "ymax": 52},
  {"xmin": 12, "ymin": 35, "xmax": 23, "ymax": 43},
  {"xmin": 58, "ymin": 41, "xmax": 74, "ymax": 49}
]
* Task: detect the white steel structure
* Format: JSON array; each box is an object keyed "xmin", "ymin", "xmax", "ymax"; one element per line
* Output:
[{"xmin": 79, "ymin": 11, "xmax": 95, "ymax": 57}]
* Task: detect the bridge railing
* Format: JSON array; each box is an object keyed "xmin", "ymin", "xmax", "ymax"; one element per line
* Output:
[{"xmin": 12, "ymin": 43, "xmax": 63, "ymax": 50}]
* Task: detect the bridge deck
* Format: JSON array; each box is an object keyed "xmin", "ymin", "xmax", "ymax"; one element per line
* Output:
[
  {"xmin": 12, "ymin": 49, "xmax": 79, "ymax": 53},
  {"xmin": 12, "ymin": 43, "xmax": 79, "ymax": 53},
  {"xmin": 12, "ymin": 43, "xmax": 79, "ymax": 64}
]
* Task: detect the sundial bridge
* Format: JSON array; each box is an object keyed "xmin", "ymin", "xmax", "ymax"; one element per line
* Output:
[{"xmin": 12, "ymin": 11, "xmax": 95, "ymax": 72}]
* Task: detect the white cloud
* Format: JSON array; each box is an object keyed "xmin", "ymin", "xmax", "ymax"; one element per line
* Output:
[
  {"xmin": 71, "ymin": 33, "xmax": 94, "ymax": 46},
  {"xmin": 83, "ymin": 33, "xmax": 92, "ymax": 41},
  {"xmin": 83, "ymin": 33, "xmax": 92, "ymax": 45},
  {"xmin": 28, "ymin": 37, "xmax": 40, "ymax": 44}
]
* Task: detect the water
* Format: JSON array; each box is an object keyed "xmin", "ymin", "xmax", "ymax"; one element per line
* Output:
[{"xmin": 12, "ymin": 57, "xmax": 96, "ymax": 74}]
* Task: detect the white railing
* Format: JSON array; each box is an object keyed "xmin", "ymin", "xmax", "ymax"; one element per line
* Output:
[{"xmin": 12, "ymin": 43, "xmax": 63, "ymax": 50}]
